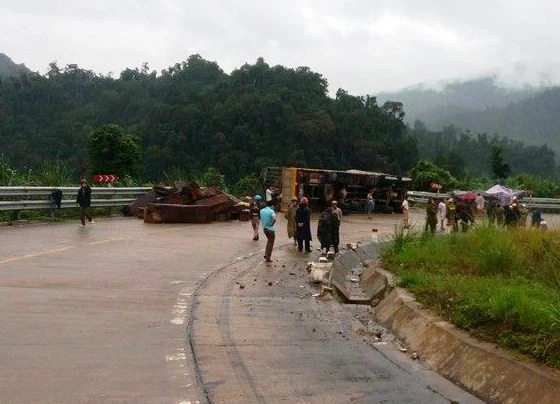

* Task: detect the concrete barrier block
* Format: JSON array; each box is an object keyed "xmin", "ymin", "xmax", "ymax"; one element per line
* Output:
[
  {"xmin": 355, "ymin": 243, "xmax": 378, "ymax": 261},
  {"xmin": 360, "ymin": 267, "xmax": 389, "ymax": 301}
]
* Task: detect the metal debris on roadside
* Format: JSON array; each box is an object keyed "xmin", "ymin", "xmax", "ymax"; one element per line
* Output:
[{"xmin": 126, "ymin": 181, "xmax": 247, "ymax": 224}]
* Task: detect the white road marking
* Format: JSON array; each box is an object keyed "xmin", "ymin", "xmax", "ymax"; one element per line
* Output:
[
  {"xmin": 0, "ymin": 246, "xmax": 73, "ymax": 265},
  {"xmin": 166, "ymin": 350, "xmax": 186, "ymax": 362},
  {"xmin": 168, "ymin": 287, "xmax": 199, "ymax": 404},
  {"xmin": 87, "ymin": 237, "xmax": 130, "ymax": 246},
  {"xmin": 170, "ymin": 290, "xmax": 191, "ymax": 325},
  {"xmin": 0, "ymin": 237, "xmax": 132, "ymax": 267}
]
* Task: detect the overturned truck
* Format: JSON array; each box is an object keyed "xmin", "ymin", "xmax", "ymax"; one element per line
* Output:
[
  {"xmin": 126, "ymin": 182, "xmax": 248, "ymax": 224},
  {"xmin": 261, "ymin": 166, "xmax": 412, "ymax": 213}
]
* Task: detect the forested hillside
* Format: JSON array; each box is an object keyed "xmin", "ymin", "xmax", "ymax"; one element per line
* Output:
[
  {"xmin": 377, "ymin": 77, "xmax": 560, "ymax": 159},
  {"xmin": 0, "ymin": 54, "xmax": 557, "ymax": 184},
  {"xmin": 377, "ymin": 77, "xmax": 536, "ymax": 126},
  {"xmin": 411, "ymin": 122, "xmax": 556, "ymax": 179},
  {"xmin": 0, "ymin": 55, "xmax": 415, "ymax": 182},
  {"xmin": 442, "ymin": 88, "xmax": 560, "ymax": 156}
]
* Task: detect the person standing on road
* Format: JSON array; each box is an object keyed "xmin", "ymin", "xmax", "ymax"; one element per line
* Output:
[
  {"xmin": 496, "ymin": 203, "xmax": 505, "ymax": 227},
  {"xmin": 531, "ymin": 208, "xmax": 542, "ymax": 228},
  {"xmin": 295, "ymin": 197, "xmax": 312, "ymax": 253},
  {"xmin": 260, "ymin": 199, "xmax": 277, "ymax": 263},
  {"xmin": 475, "ymin": 193, "xmax": 485, "ymax": 216},
  {"xmin": 285, "ymin": 197, "xmax": 298, "ymax": 246},
  {"xmin": 401, "ymin": 197, "xmax": 410, "ymax": 229},
  {"xmin": 366, "ymin": 189, "xmax": 375, "ymax": 219},
  {"xmin": 317, "ymin": 205, "xmax": 335, "ymax": 254},
  {"xmin": 265, "ymin": 184, "xmax": 274, "ymax": 203},
  {"xmin": 446, "ymin": 198, "xmax": 458, "ymax": 232},
  {"xmin": 437, "ymin": 198, "xmax": 447, "ymax": 231},
  {"xmin": 249, "ymin": 194, "xmax": 263, "ymax": 240},
  {"xmin": 76, "ymin": 178, "xmax": 93, "ymax": 227},
  {"xmin": 425, "ymin": 197, "xmax": 437, "ymax": 234},
  {"xmin": 330, "ymin": 200, "xmax": 342, "ymax": 253}
]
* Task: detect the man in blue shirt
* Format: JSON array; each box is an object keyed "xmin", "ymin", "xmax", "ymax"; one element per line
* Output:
[{"xmin": 260, "ymin": 199, "xmax": 277, "ymax": 263}]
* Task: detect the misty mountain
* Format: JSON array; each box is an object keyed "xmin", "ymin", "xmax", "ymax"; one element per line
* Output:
[
  {"xmin": 0, "ymin": 53, "xmax": 31, "ymax": 78},
  {"xmin": 376, "ymin": 77, "xmax": 537, "ymax": 126},
  {"xmin": 377, "ymin": 77, "xmax": 560, "ymax": 157}
]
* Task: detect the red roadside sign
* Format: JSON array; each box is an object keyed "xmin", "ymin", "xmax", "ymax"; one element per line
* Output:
[{"xmin": 92, "ymin": 174, "xmax": 119, "ymax": 183}]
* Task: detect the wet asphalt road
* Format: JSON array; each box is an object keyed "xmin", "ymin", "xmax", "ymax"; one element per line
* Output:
[{"xmin": 0, "ymin": 211, "xmax": 481, "ymax": 403}]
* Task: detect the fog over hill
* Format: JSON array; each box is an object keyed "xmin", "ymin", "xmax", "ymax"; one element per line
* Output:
[
  {"xmin": 377, "ymin": 77, "xmax": 560, "ymax": 158},
  {"xmin": 376, "ymin": 77, "xmax": 538, "ymax": 127},
  {"xmin": 0, "ymin": 53, "xmax": 31, "ymax": 78}
]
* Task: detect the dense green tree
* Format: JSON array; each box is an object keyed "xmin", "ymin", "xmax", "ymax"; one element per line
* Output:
[
  {"xmin": 199, "ymin": 167, "xmax": 226, "ymax": 189},
  {"xmin": 490, "ymin": 145, "xmax": 511, "ymax": 181},
  {"xmin": 87, "ymin": 124, "xmax": 140, "ymax": 179},
  {"xmin": 0, "ymin": 55, "xmax": 556, "ymax": 190},
  {"xmin": 410, "ymin": 160, "xmax": 459, "ymax": 191},
  {"xmin": 232, "ymin": 174, "xmax": 260, "ymax": 197}
]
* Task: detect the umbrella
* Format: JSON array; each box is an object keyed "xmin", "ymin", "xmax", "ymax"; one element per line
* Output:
[
  {"xmin": 484, "ymin": 185, "xmax": 514, "ymax": 206},
  {"xmin": 455, "ymin": 191, "xmax": 477, "ymax": 201}
]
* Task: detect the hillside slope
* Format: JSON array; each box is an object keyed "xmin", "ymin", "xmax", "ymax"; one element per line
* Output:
[
  {"xmin": 0, "ymin": 53, "xmax": 31, "ymax": 78},
  {"xmin": 377, "ymin": 77, "xmax": 560, "ymax": 155}
]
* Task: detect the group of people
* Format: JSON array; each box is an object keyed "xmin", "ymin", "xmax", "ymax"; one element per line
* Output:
[
  {"xmin": 421, "ymin": 192, "xmax": 547, "ymax": 233},
  {"xmin": 249, "ymin": 194, "xmax": 343, "ymax": 264},
  {"xmin": 424, "ymin": 194, "xmax": 496, "ymax": 233},
  {"xmin": 489, "ymin": 197, "xmax": 540, "ymax": 229}
]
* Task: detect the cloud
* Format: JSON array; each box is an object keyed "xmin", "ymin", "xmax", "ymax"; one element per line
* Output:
[{"xmin": 2, "ymin": 0, "xmax": 560, "ymax": 93}]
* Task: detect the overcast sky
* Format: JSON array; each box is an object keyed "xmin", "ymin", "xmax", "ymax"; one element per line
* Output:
[{"xmin": 2, "ymin": 0, "xmax": 560, "ymax": 94}]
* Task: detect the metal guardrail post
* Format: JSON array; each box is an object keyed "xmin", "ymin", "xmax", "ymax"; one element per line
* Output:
[{"xmin": 11, "ymin": 210, "xmax": 21, "ymax": 221}]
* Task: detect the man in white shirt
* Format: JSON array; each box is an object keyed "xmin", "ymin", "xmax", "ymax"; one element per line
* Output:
[
  {"xmin": 265, "ymin": 185, "xmax": 274, "ymax": 202},
  {"xmin": 475, "ymin": 193, "xmax": 485, "ymax": 215},
  {"xmin": 438, "ymin": 199, "xmax": 447, "ymax": 231},
  {"xmin": 366, "ymin": 189, "xmax": 375, "ymax": 219},
  {"xmin": 401, "ymin": 198, "xmax": 410, "ymax": 229}
]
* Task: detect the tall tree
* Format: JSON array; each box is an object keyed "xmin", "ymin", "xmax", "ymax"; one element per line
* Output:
[
  {"xmin": 87, "ymin": 124, "xmax": 140, "ymax": 179},
  {"xmin": 490, "ymin": 145, "xmax": 511, "ymax": 181}
]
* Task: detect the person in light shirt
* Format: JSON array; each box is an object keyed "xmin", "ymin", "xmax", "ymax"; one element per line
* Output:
[
  {"xmin": 438, "ymin": 199, "xmax": 447, "ymax": 231},
  {"xmin": 401, "ymin": 197, "xmax": 410, "ymax": 229},
  {"xmin": 260, "ymin": 199, "xmax": 277, "ymax": 263},
  {"xmin": 475, "ymin": 193, "xmax": 485, "ymax": 215}
]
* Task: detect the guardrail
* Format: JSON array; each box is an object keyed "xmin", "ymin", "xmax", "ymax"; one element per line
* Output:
[
  {"xmin": 521, "ymin": 197, "xmax": 560, "ymax": 210},
  {"xmin": 406, "ymin": 191, "xmax": 560, "ymax": 211},
  {"xmin": 406, "ymin": 190, "xmax": 451, "ymax": 204},
  {"xmin": 0, "ymin": 187, "xmax": 150, "ymax": 217}
]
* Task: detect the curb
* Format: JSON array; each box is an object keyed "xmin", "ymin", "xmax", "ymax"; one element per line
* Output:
[
  {"xmin": 374, "ymin": 287, "xmax": 560, "ymax": 404},
  {"xmin": 326, "ymin": 242, "xmax": 560, "ymax": 403}
]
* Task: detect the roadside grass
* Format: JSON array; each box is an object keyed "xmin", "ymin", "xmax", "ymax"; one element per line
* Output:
[{"xmin": 382, "ymin": 225, "xmax": 560, "ymax": 368}]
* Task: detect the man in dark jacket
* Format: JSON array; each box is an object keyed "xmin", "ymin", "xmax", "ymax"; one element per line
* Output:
[
  {"xmin": 425, "ymin": 197, "xmax": 438, "ymax": 233},
  {"xmin": 76, "ymin": 178, "xmax": 93, "ymax": 226},
  {"xmin": 295, "ymin": 197, "xmax": 312, "ymax": 253},
  {"xmin": 317, "ymin": 206, "xmax": 337, "ymax": 254}
]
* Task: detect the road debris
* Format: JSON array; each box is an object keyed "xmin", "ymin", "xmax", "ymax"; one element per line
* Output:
[{"xmin": 128, "ymin": 182, "xmax": 247, "ymax": 223}]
